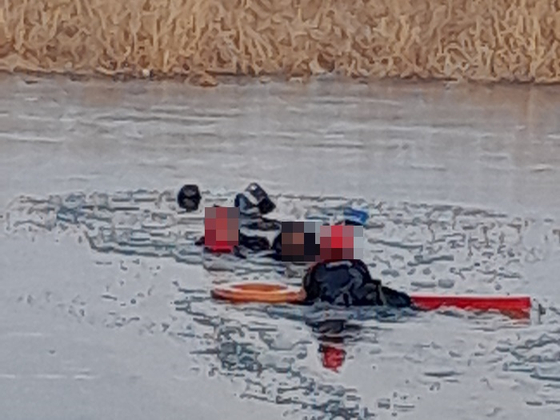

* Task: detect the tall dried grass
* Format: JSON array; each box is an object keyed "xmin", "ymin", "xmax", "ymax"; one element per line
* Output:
[{"xmin": 1, "ymin": 0, "xmax": 560, "ymax": 85}]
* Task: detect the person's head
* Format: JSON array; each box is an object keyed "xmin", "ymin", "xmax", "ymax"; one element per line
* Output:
[
  {"xmin": 319, "ymin": 224, "xmax": 363, "ymax": 261},
  {"xmin": 204, "ymin": 206, "xmax": 239, "ymax": 251},
  {"xmin": 177, "ymin": 184, "xmax": 201, "ymax": 212},
  {"xmin": 279, "ymin": 221, "xmax": 320, "ymax": 262}
]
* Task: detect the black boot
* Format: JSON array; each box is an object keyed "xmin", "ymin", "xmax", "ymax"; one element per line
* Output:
[{"xmin": 234, "ymin": 182, "xmax": 276, "ymax": 216}]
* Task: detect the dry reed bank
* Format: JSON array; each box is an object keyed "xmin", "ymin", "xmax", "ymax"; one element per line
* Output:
[{"xmin": 1, "ymin": 0, "xmax": 560, "ymax": 85}]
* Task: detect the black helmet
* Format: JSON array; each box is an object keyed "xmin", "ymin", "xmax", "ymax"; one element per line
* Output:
[{"xmin": 177, "ymin": 184, "xmax": 201, "ymax": 212}]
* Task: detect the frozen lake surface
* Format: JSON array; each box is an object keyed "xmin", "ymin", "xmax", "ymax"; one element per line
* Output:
[{"xmin": 1, "ymin": 76, "xmax": 560, "ymax": 420}]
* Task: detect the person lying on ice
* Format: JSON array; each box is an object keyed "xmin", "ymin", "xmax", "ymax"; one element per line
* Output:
[
  {"xmin": 200, "ymin": 203, "xmax": 412, "ymax": 309},
  {"xmin": 178, "ymin": 182, "xmax": 368, "ymax": 258},
  {"xmin": 300, "ymin": 224, "xmax": 413, "ymax": 308}
]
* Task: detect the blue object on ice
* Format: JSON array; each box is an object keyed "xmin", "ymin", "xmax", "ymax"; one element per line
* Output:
[{"xmin": 343, "ymin": 207, "xmax": 369, "ymax": 226}]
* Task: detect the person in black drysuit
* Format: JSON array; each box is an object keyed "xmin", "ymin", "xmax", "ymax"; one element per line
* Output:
[
  {"xmin": 301, "ymin": 259, "xmax": 413, "ymax": 308},
  {"xmin": 179, "ymin": 182, "xmax": 292, "ymax": 257},
  {"xmin": 177, "ymin": 182, "xmax": 413, "ymax": 309},
  {"xmin": 178, "ymin": 182, "xmax": 365, "ymax": 255}
]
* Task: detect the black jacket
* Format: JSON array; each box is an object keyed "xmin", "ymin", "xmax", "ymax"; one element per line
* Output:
[{"xmin": 302, "ymin": 259, "xmax": 412, "ymax": 308}]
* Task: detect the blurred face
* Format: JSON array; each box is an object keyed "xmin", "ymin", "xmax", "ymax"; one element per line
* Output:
[
  {"xmin": 280, "ymin": 221, "xmax": 319, "ymax": 262},
  {"xmin": 282, "ymin": 230, "xmax": 305, "ymax": 256},
  {"xmin": 204, "ymin": 206, "xmax": 239, "ymax": 249},
  {"xmin": 319, "ymin": 225, "xmax": 363, "ymax": 261}
]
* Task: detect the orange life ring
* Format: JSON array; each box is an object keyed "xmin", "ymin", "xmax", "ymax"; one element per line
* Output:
[{"xmin": 211, "ymin": 282, "xmax": 306, "ymax": 304}]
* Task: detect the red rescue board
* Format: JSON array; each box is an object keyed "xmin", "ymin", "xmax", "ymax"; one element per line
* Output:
[{"xmin": 410, "ymin": 294, "xmax": 531, "ymax": 312}]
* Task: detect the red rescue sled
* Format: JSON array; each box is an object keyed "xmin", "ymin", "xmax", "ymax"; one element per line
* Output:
[{"xmin": 211, "ymin": 282, "xmax": 533, "ymax": 316}]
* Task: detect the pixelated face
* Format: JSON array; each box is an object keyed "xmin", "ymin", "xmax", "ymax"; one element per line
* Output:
[
  {"xmin": 319, "ymin": 224, "xmax": 363, "ymax": 261},
  {"xmin": 204, "ymin": 206, "xmax": 239, "ymax": 249},
  {"xmin": 280, "ymin": 221, "xmax": 320, "ymax": 262}
]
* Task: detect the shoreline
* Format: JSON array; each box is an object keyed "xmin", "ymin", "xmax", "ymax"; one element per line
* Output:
[{"xmin": 3, "ymin": 0, "xmax": 560, "ymax": 86}]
